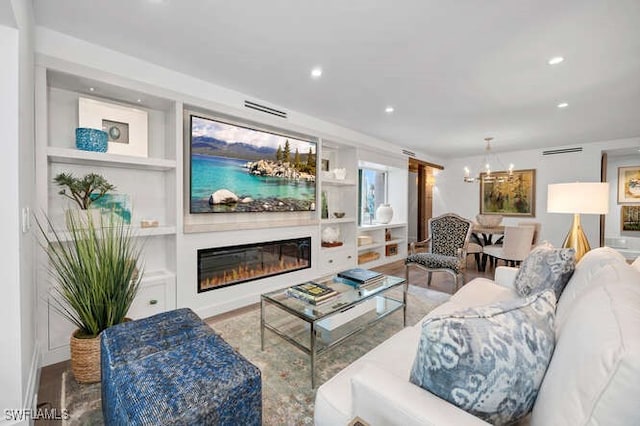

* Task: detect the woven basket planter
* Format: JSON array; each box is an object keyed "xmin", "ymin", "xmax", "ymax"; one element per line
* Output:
[{"xmin": 70, "ymin": 330, "xmax": 101, "ymax": 383}]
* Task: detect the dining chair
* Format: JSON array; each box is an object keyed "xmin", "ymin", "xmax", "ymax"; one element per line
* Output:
[
  {"xmin": 466, "ymin": 233, "xmax": 483, "ymax": 270},
  {"xmin": 518, "ymin": 221, "xmax": 541, "ymax": 245},
  {"xmin": 483, "ymin": 225, "xmax": 535, "ymax": 268},
  {"xmin": 405, "ymin": 212, "xmax": 473, "ymax": 291}
]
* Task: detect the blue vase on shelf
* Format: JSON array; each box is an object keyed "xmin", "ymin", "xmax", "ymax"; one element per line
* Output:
[{"xmin": 75, "ymin": 128, "xmax": 108, "ymax": 152}]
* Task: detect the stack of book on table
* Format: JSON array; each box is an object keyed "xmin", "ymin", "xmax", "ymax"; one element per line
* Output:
[
  {"xmin": 337, "ymin": 268, "xmax": 385, "ymax": 288},
  {"xmin": 286, "ymin": 281, "xmax": 339, "ymax": 305}
]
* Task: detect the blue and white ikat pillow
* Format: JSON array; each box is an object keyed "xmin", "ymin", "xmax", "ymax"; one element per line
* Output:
[
  {"xmin": 514, "ymin": 243, "xmax": 576, "ymax": 299},
  {"xmin": 409, "ymin": 290, "xmax": 556, "ymax": 425}
]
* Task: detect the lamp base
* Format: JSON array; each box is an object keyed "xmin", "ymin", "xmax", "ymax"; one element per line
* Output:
[{"xmin": 562, "ymin": 213, "xmax": 590, "ymax": 262}]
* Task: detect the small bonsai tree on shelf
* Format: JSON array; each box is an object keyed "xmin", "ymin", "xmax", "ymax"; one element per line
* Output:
[{"xmin": 54, "ymin": 172, "xmax": 116, "ymax": 210}]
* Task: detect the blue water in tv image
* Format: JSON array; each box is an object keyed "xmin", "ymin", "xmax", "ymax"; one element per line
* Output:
[{"xmin": 190, "ymin": 116, "xmax": 317, "ymax": 213}]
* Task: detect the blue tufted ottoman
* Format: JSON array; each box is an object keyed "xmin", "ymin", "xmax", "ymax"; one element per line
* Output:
[{"xmin": 101, "ymin": 308, "xmax": 261, "ymax": 425}]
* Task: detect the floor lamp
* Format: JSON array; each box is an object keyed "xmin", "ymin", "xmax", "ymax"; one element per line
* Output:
[{"xmin": 547, "ymin": 182, "xmax": 609, "ymax": 261}]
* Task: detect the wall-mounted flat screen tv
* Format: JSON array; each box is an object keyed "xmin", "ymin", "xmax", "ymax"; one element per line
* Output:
[{"xmin": 189, "ymin": 114, "xmax": 317, "ymax": 213}]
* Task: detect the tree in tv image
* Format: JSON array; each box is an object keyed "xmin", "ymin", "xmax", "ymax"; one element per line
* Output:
[{"xmin": 190, "ymin": 115, "xmax": 317, "ymax": 213}]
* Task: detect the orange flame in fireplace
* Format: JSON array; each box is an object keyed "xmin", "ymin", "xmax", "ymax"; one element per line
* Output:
[{"xmin": 200, "ymin": 258, "xmax": 309, "ymax": 290}]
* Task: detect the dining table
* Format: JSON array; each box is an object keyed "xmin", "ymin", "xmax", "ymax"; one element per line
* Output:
[{"xmin": 471, "ymin": 224, "xmax": 505, "ymax": 271}]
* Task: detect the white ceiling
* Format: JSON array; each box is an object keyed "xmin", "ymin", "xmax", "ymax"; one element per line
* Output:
[{"xmin": 32, "ymin": 0, "xmax": 640, "ymax": 158}]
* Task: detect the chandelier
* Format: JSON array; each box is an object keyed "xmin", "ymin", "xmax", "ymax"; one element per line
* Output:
[{"xmin": 463, "ymin": 137, "xmax": 514, "ymax": 183}]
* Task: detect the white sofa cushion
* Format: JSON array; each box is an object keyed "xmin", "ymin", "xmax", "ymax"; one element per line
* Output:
[
  {"xmin": 556, "ymin": 247, "xmax": 627, "ymax": 328},
  {"xmin": 409, "ymin": 290, "xmax": 556, "ymax": 425},
  {"xmin": 632, "ymin": 255, "xmax": 640, "ymax": 272},
  {"xmin": 314, "ymin": 326, "xmax": 421, "ymax": 426},
  {"xmin": 513, "ymin": 244, "xmax": 576, "ymax": 298},
  {"xmin": 351, "ymin": 363, "xmax": 489, "ymax": 426},
  {"xmin": 531, "ymin": 262, "xmax": 640, "ymax": 425}
]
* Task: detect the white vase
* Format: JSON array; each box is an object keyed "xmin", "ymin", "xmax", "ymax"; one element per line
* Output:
[{"xmin": 376, "ymin": 204, "xmax": 394, "ymax": 224}]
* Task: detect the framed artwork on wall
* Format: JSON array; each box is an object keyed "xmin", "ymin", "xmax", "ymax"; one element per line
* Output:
[
  {"xmin": 617, "ymin": 166, "xmax": 640, "ymax": 204},
  {"xmin": 78, "ymin": 97, "xmax": 148, "ymax": 157},
  {"xmin": 479, "ymin": 169, "xmax": 536, "ymax": 217},
  {"xmin": 621, "ymin": 205, "xmax": 640, "ymax": 232}
]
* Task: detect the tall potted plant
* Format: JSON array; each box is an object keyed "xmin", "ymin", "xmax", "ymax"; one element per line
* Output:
[{"xmin": 36, "ymin": 211, "xmax": 143, "ymax": 383}]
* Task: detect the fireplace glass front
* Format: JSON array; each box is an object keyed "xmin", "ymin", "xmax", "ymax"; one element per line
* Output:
[{"xmin": 198, "ymin": 237, "xmax": 311, "ymax": 292}]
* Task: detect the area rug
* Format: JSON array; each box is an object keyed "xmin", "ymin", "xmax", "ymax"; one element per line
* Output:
[{"xmin": 61, "ymin": 285, "xmax": 449, "ymax": 425}]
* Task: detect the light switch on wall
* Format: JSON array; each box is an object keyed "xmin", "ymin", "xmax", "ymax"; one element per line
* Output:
[{"xmin": 21, "ymin": 207, "xmax": 31, "ymax": 233}]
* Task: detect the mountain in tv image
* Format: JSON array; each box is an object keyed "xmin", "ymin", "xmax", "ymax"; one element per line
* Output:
[{"xmin": 190, "ymin": 115, "xmax": 317, "ymax": 213}]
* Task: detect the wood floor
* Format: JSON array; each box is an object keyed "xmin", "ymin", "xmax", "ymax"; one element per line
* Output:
[{"xmin": 35, "ymin": 257, "xmax": 494, "ymax": 421}]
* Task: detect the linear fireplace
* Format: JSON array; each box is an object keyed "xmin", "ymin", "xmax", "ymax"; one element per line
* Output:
[{"xmin": 198, "ymin": 237, "xmax": 311, "ymax": 292}]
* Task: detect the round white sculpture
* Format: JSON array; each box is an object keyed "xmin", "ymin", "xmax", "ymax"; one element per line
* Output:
[
  {"xmin": 321, "ymin": 226, "xmax": 340, "ymax": 243},
  {"xmin": 376, "ymin": 204, "xmax": 394, "ymax": 224}
]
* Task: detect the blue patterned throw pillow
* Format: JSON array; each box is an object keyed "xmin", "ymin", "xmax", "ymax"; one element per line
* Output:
[
  {"xmin": 514, "ymin": 244, "xmax": 576, "ymax": 299},
  {"xmin": 409, "ymin": 290, "xmax": 556, "ymax": 425}
]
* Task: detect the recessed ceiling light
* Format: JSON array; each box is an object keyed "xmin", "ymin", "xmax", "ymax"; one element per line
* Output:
[
  {"xmin": 89, "ymin": 87, "xmax": 95, "ymax": 92},
  {"xmin": 385, "ymin": 106, "xmax": 394, "ymax": 113},
  {"xmin": 548, "ymin": 56, "xmax": 564, "ymax": 65},
  {"xmin": 557, "ymin": 102, "xmax": 569, "ymax": 108},
  {"xmin": 136, "ymin": 99, "xmax": 142, "ymax": 103},
  {"xmin": 310, "ymin": 67, "xmax": 322, "ymax": 79}
]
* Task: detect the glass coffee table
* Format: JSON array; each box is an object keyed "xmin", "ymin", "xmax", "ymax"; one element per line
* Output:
[{"xmin": 260, "ymin": 274, "xmax": 407, "ymax": 387}]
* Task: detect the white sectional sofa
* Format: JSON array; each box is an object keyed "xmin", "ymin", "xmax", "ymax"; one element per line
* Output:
[{"xmin": 314, "ymin": 247, "xmax": 640, "ymax": 425}]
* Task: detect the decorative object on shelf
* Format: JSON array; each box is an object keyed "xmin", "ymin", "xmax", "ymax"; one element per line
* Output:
[
  {"xmin": 54, "ymin": 172, "xmax": 116, "ymax": 210},
  {"xmin": 321, "ymin": 226, "xmax": 341, "ymax": 244},
  {"xmin": 321, "ymin": 191, "xmax": 329, "ymax": 219},
  {"xmin": 476, "ymin": 214, "xmax": 503, "ymax": 227},
  {"xmin": 386, "ymin": 243, "xmax": 399, "ymax": 256},
  {"xmin": 35, "ymin": 211, "xmax": 144, "ymax": 383},
  {"xmin": 357, "ymin": 251, "xmax": 380, "ymax": 264},
  {"xmin": 75, "ymin": 127, "xmax": 108, "ymax": 152},
  {"xmin": 463, "ymin": 137, "xmax": 514, "ymax": 183},
  {"xmin": 333, "ymin": 168, "xmax": 347, "ymax": 180},
  {"xmin": 480, "ymin": 169, "xmax": 536, "ymax": 217},
  {"xmin": 376, "ymin": 203, "xmax": 394, "ymax": 224},
  {"xmin": 621, "ymin": 205, "xmax": 640, "ymax": 231},
  {"xmin": 547, "ymin": 182, "xmax": 609, "ymax": 261},
  {"xmin": 321, "ymin": 159, "xmax": 330, "ymax": 172},
  {"xmin": 618, "ymin": 166, "xmax": 640, "ymax": 203},
  {"xmin": 357, "ymin": 235, "xmax": 373, "ymax": 246},
  {"xmin": 333, "ymin": 211, "xmax": 346, "ymax": 218},
  {"xmin": 385, "ymin": 228, "xmax": 392, "ymax": 241},
  {"xmin": 90, "ymin": 194, "xmax": 132, "ymax": 224},
  {"xmin": 140, "ymin": 219, "xmax": 159, "ymax": 228},
  {"xmin": 78, "ymin": 97, "xmax": 148, "ymax": 157}
]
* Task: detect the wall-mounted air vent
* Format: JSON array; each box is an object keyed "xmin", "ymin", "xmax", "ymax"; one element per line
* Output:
[
  {"xmin": 402, "ymin": 149, "xmax": 416, "ymax": 157},
  {"xmin": 542, "ymin": 147, "xmax": 583, "ymax": 156},
  {"xmin": 244, "ymin": 100, "xmax": 287, "ymax": 119}
]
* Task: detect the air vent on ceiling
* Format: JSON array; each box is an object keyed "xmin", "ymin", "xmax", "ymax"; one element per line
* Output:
[
  {"xmin": 402, "ymin": 149, "xmax": 416, "ymax": 157},
  {"xmin": 542, "ymin": 147, "xmax": 583, "ymax": 156},
  {"xmin": 244, "ymin": 100, "xmax": 287, "ymax": 119}
]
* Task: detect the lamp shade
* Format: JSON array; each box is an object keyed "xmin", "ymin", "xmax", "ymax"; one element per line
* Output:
[{"xmin": 547, "ymin": 182, "xmax": 609, "ymax": 214}]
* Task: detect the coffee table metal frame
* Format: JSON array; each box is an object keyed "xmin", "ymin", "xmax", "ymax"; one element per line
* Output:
[{"xmin": 260, "ymin": 275, "xmax": 407, "ymax": 388}]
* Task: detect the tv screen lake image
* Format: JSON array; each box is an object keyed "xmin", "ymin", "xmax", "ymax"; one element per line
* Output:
[
  {"xmin": 189, "ymin": 115, "xmax": 317, "ymax": 213},
  {"xmin": 191, "ymin": 155, "xmax": 316, "ymax": 213}
]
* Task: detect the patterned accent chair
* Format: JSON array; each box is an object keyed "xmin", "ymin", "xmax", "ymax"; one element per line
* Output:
[{"xmin": 405, "ymin": 213, "xmax": 473, "ymax": 290}]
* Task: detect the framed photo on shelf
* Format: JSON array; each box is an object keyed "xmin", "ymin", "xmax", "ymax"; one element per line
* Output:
[
  {"xmin": 617, "ymin": 166, "xmax": 640, "ymax": 203},
  {"xmin": 479, "ymin": 169, "xmax": 536, "ymax": 217},
  {"xmin": 78, "ymin": 97, "xmax": 148, "ymax": 157},
  {"xmin": 621, "ymin": 205, "xmax": 640, "ymax": 232}
]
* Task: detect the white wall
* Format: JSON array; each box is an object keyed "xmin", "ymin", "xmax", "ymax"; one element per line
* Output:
[
  {"xmin": 435, "ymin": 137, "xmax": 640, "ymax": 248},
  {"xmin": 1, "ymin": 0, "xmax": 36, "ymax": 422}
]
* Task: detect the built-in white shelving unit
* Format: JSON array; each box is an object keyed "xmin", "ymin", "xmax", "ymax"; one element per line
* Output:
[
  {"xmin": 33, "ymin": 57, "xmax": 411, "ymax": 367},
  {"xmin": 35, "ymin": 60, "xmax": 179, "ymax": 365}
]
